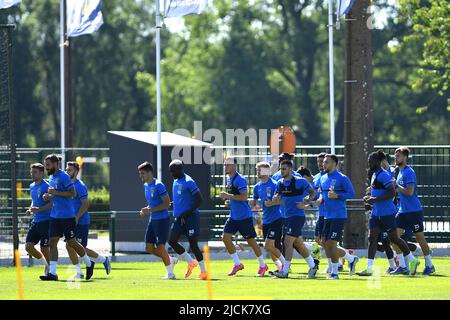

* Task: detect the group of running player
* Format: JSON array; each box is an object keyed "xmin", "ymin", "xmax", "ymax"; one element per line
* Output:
[
  {"xmin": 25, "ymin": 146, "xmax": 435, "ymax": 281},
  {"xmin": 25, "ymin": 154, "xmax": 111, "ymax": 281}
]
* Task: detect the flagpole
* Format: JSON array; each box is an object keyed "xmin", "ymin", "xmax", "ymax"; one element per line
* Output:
[
  {"xmin": 328, "ymin": 0, "xmax": 336, "ymax": 154},
  {"xmin": 155, "ymin": 0, "xmax": 162, "ymax": 180},
  {"xmin": 60, "ymin": 0, "xmax": 65, "ymax": 168}
]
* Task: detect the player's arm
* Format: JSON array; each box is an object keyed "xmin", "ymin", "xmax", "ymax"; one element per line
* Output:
[
  {"xmin": 250, "ymin": 185, "xmax": 258, "ymax": 207},
  {"xmin": 265, "ymin": 196, "xmax": 282, "ymax": 207},
  {"xmin": 395, "ymin": 170, "xmax": 415, "ymax": 196},
  {"xmin": 76, "ymin": 199, "xmax": 89, "ymax": 222},
  {"xmin": 303, "ymin": 185, "xmax": 316, "ymax": 204},
  {"xmin": 31, "ymin": 200, "xmax": 52, "ymax": 213},
  {"xmin": 225, "ymin": 190, "xmax": 248, "ymax": 201},
  {"xmin": 312, "ymin": 195, "xmax": 323, "ymax": 206},
  {"xmin": 149, "ymin": 195, "xmax": 171, "ymax": 213},
  {"xmin": 396, "ymin": 184, "xmax": 414, "ymax": 196},
  {"xmin": 333, "ymin": 177, "xmax": 356, "ymax": 200},
  {"xmin": 269, "ymin": 182, "xmax": 283, "ymax": 206},
  {"xmin": 48, "ymin": 186, "xmax": 76, "ymax": 198},
  {"xmin": 26, "ymin": 201, "xmax": 33, "ymax": 215},
  {"xmin": 365, "ymin": 185, "xmax": 396, "ymax": 205},
  {"xmin": 179, "ymin": 191, "xmax": 203, "ymax": 219}
]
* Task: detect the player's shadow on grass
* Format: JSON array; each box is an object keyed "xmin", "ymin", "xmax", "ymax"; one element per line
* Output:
[
  {"xmin": 110, "ymin": 267, "xmax": 149, "ymax": 271},
  {"xmin": 89, "ymin": 277, "xmax": 111, "ymax": 280}
]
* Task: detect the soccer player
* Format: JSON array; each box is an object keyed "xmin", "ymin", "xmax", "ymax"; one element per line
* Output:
[
  {"xmin": 272, "ymin": 153, "xmax": 315, "ymax": 262},
  {"xmin": 392, "ymin": 147, "xmax": 435, "ymax": 275},
  {"xmin": 366, "ymin": 165, "xmax": 398, "ymax": 273},
  {"xmin": 25, "ymin": 163, "xmax": 51, "ymax": 276},
  {"xmin": 167, "ymin": 159, "xmax": 208, "ymax": 280},
  {"xmin": 64, "ymin": 162, "xmax": 111, "ymax": 279},
  {"xmin": 40, "ymin": 154, "xmax": 94, "ymax": 281},
  {"xmin": 138, "ymin": 161, "xmax": 176, "ymax": 279},
  {"xmin": 271, "ymin": 153, "xmax": 301, "ymax": 181},
  {"xmin": 251, "ymin": 162, "xmax": 286, "ymax": 273},
  {"xmin": 271, "ymin": 160, "xmax": 318, "ymax": 279},
  {"xmin": 357, "ymin": 150, "xmax": 418, "ymax": 276},
  {"xmin": 220, "ymin": 157, "xmax": 268, "ymax": 276},
  {"xmin": 319, "ymin": 154, "xmax": 359, "ymax": 280},
  {"xmin": 311, "ymin": 153, "xmax": 327, "ymax": 250},
  {"xmin": 296, "ymin": 165, "xmax": 322, "ymax": 260}
]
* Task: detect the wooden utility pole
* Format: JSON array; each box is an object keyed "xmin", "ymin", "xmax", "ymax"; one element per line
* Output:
[{"xmin": 343, "ymin": 0, "xmax": 374, "ymax": 248}]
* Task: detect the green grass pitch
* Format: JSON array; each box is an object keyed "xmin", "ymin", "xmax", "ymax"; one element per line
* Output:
[{"xmin": 1, "ymin": 257, "xmax": 450, "ymax": 300}]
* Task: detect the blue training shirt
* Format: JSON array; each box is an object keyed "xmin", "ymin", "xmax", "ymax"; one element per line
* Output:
[
  {"xmin": 272, "ymin": 169, "xmax": 301, "ymax": 182},
  {"xmin": 272, "ymin": 170, "xmax": 301, "ymax": 218},
  {"xmin": 319, "ymin": 170, "xmax": 355, "ymax": 219},
  {"xmin": 253, "ymin": 178, "xmax": 282, "ymax": 225},
  {"xmin": 276, "ymin": 176, "xmax": 312, "ymax": 217},
  {"xmin": 370, "ymin": 169, "xmax": 397, "ymax": 217},
  {"xmin": 30, "ymin": 180, "xmax": 51, "ymax": 223},
  {"xmin": 227, "ymin": 172, "xmax": 253, "ymax": 220},
  {"xmin": 397, "ymin": 166, "xmax": 422, "ymax": 213},
  {"xmin": 172, "ymin": 174, "xmax": 200, "ymax": 218},
  {"xmin": 312, "ymin": 171, "xmax": 326, "ymax": 217},
  {"xmin": 73, "ymin": 179, "xmax": 90, "ymax": 225},
  {"xmin": 49, "ymin": 169, "xmax": 75, "ymax": 219},
  {"xmin": 144, "ymin": 179, "xmax": 170, "ymax": 220}
]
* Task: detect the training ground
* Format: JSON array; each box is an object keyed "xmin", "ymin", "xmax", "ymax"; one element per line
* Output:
[{"xmin": 1, "ymin": 257, "xmax": 449, "ymax": 300}]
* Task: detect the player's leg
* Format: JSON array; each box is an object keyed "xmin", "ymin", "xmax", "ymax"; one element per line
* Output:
[
  {"xmin": 392, "ymin": 213, "xmax": 421, "ymax": 274},
  {"xmin": 66, "ymin": 241, "xmax": 84, "ymax": 279},
  {"xmin": 222, "ymin": 218, "xmax": 244, "ymax": 275},
  {"xmin": 264, "ymin": 219, "xmax": 286, "ymax": 274},
  {"xmin": 321, "ymin": 220, "xmax": 332, "ymax": 273},
  {"xmin": 325, "ymin": 239, "xmax": 340, "ymax": 279},
  {"xmin": 242, "ymin": 217, "xmax": 267, "ymax": 276},
  {"xmin": 325, "ymin": 219, "xmax": 349, "ymax": 279},
  {"xmin": 380, "ymin": 234, "xmax": 396, "ymax": 273},
  {"xmin": 64, "ymin": 219, "xmax": 93, "ymax": 275},
  {"xmin": 154, "ymin": 217, "xmax": 175, "ymax": 279},
  {"xmin": 145, "ymin": 220, "xmax": 159, "ymax": 256},
  {"xmin": 276, "ymin": 234, "xmax": 295, "ymax": 277},
  {"xmin": 40, "ymin": 218, "xmax": 61, "ymax": 280},
  {"xmin": 414, "ymin": 231, "xmax": 435, "ymax": 275},
  {"xmin": 409, "ymin": 211, "xmax": 434, "ymax": 274},
  {"xmin": 25, "ymin": 222, "xmax": 48, "ymax": 270},
  {"xmin": 168, "ymin": 218, "xmax": 188, "ymax": 256},
  {"xmin": 401, "ymin": 228, "xmax": 418, "ymax": 252},
  {"xmin": 75, "ymin": 223, "xmax": 110, "ymax": 274},
  {"xmin": 357, "ymin": 221, "xmax": 381, "ymax": 276},
  {"xmin": 154, "ymin": 243, "xmax": 174, "ymax": 279},
  {"xmin": 168, "ymin": 216, "xmax": 196, "ymax": 278},
  {"xmin": 294, "ymin": 237, "xmax": 319, "ymax": 279},
  {"xmin": 182, "ymin": 214, "xmax": 204, "ymax": 278}
]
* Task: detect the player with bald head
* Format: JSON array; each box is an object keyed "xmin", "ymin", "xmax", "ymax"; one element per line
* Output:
[
  {"xmin": 168, "ymin": 159, "xmax": 207, "ymax": 280},
  {"xmin": 220, "ymin": 157, "xmax": 268, "ymax": 277}
]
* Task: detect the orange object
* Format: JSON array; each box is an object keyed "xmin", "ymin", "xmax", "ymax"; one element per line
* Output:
[
  {"xmin": 203, "ymin": 245, "xmax": 213, "ymax": 299},
  {"xmin": 16, "ymin": 182, "xmax": 22, "ymax": 198},
  {"xmin": 185, "ymin": 260, "xmax": 199, "ymax": 278},
  {"xmin": 15, "ymin": 250, "xmax": 24, "ymax": 300},
  {"xmin": 269, "ymin": 126, "xmax": 297, "ymax": 159}
]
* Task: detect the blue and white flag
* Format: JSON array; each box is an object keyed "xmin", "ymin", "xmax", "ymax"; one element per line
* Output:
[
  {"xmin": 66, "ymin": 0, "xmax": 104, "ymax": 38},
  {"xmin": 164, "ymin": 0, "xmax": 207, "ymax": 18},
  {"xmin": 337, "ymin": 0, "xmax": 356, "ymax": 16},
  {"xmin": 0, "ymin": 0, "xmax": 21, "ymax": 9}
]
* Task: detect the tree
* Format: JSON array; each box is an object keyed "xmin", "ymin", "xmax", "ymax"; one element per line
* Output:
[{"xmin": 398, "ymin": 0, "xmax": 449, "ymax": 111}]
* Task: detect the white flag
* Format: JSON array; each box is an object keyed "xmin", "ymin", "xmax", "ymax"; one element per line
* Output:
[
  {"xmin": 337, "ymin": 0, "xmax": 356, "ymax": 16},
  {"xmin": 0, "ymin": 0, "xmax": 21, "ymax": 9},
  {"xmin": 164, "ymin": 0, "xmax": 207, "ymax": 18},
  {"xmin": 66, "ymin": 0, "xmax": 104, "ymax": 38}
]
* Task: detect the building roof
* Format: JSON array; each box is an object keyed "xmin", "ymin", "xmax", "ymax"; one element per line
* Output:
[{"xmin": 108, "ymin": 131, "xmax": 211, "ymax": 147}]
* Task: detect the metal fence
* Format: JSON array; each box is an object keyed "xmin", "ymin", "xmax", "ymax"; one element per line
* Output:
[{"xmin": 0, "ymin": 145, "xmax": 449, "ymax": 263}]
